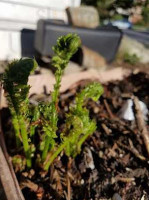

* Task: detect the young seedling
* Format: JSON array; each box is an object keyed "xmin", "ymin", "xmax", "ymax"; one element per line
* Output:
[
  {"xmin": 2, "ymin": 34, "xmax": 104, "ymax": 171},
  {"xmin": 2, "ymin": 58, "xmax": 38, "ymax": 168},
  {"xmin": 39, "ymin": 34, "xmax": 81, "ymax": 162},
  {"xmin": 43, "ymin": 82, "xmax": 103, "ymax": 170}
]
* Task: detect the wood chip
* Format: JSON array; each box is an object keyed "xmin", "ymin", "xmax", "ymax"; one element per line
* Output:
[{"xmin": 133, "ymin": 96, "xmax": 149, "ymax": 157}]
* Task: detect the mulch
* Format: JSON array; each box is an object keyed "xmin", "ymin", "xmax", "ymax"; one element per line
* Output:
[{"xmin": 1, "ymin": 72, "xmax": 149, "ymax": 200}]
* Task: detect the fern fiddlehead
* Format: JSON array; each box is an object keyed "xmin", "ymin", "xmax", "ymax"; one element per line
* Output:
[
  {"xmin": 44, "ymin": 82, "xmax": 103, "ymax": 170},
  {"xmin": 2, "ymin": 58, "xmax": 38, "ymax": 168},
  {"xmin": 41, "ymin": 34, "xmax": 81, "ymax": 163},
  {"xmin": 2, "ymin": 34, "xmax": 104, "ymax": 172}
]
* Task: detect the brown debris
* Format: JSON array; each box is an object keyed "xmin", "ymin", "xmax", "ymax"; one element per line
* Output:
[
  {"xmin": 128, "ymin": 139, "xmax": 146, "ymax": 161},
  {"xmin": 115, "ymin": 176, "xmax": 135, "ymax": 183},
  {"xmin": 66, "ymin": 175, "xmax": 71, "ymax": 200},
  {"xmin": 103, "ymin": 99, "xmax": 115, "ymax": 119},
  {"xmin": 50, "ymin": 168, "xmax": 63, "ymax": 196},
  {"xmin": 20, "ymin": 180, "xmax": 44, "ymax": 200},
  {"xmin": 117, "ymin": 140, "xmax": 146, "ymax": 161},
  {"xmin": 101, "ymin": 123, "xmax": 112, "ymax": 135}
]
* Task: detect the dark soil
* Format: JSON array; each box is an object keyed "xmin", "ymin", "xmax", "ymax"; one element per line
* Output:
[{"xmin": 1, "ymin": 72, "xmax": 149, "ymax": 200}]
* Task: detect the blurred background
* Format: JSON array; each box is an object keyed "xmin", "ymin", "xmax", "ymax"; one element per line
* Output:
[{"xmin": 0, "ymin": 0, "xmax": 149, "ymax": 74}]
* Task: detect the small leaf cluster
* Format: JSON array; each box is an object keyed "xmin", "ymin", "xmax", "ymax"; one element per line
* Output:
[
  {"xmin": 2, "ymin": 34, "xmax": 103, "ymax": 171},
  {"xmin": 123, "ymin": 52, "xmax": 140, "ymax": 65}
]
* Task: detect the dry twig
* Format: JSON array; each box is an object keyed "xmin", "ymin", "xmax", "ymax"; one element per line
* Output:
[
  {"xmin": 20, "ymin": 180, "xmax": 44, "ymax": 200},
  {"xmin": 128, "ymin": 139, "xmax": 146, "ymax": 161},
  {"xmin": 101, "ymin": 123, "xmax": 112, "ymax": 135},
  {"xmin": 103, "ymin": 99, "xmax": 115, "ymax": 119},
  {"xmin": 67, "ymin": 175, "xmax": 71, "ymax": 200},
  {"xmin": 133, "ymin": 96, "xmax": 149, "ymax": 157},
  {"xmin": 115, "ymin": 176, "xmax": 135, "ymax": 183},
  {"xmin": 117, "ymin": 141, "xmax": 146, "ymax": 161}
]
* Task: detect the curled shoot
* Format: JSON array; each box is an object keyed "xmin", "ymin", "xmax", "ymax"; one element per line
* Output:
[
  {"xmin": 44, "ymin": 82, "xmax": 103, "ymax": 170},
  {"xmin": 2, "ymin": 58, "xmax": 38, "ymax": 168},
  {"xmin": 41, "ymin": 34, "xmax": 81, "ymax": 163}
]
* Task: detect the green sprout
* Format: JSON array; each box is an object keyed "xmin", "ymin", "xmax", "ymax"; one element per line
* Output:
[
  {"xmin": 2, "ymin": 34, "xmax": 104, "ymax": 171},
  {"xmin": 2, "ymin": 58, "xmax": 38, "ymax": 168},
  {"xmin": 40, "ymin": 34, "xmax": 81, "ymax": 162},
  {"xmin": 43, "ymin": 82, "xmax": 103, "ymax": 170}
]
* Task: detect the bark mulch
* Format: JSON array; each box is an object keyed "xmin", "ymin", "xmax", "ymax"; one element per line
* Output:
[{"xmin": 1, "ymin": 72, "xmax": 149, "ymax": 200}]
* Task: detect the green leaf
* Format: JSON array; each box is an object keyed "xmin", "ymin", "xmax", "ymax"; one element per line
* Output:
[
  {"xmin": 52, "ymin": 33, "xmax": 81, "ymax": 62},
  {"xmin": 2, "ymin": 58, "xmax": 38, "ymax": 168},
  {"xmin": 63, "ymin": 82, "xmax": 104, "ymax": 157}
]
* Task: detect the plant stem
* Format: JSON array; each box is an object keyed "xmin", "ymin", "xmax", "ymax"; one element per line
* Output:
[
  {"xmin": 44, "ymin": 132, "xmax": 74, "ymax": 170},
  {"xmin": 42, "ymin": 68, "xmax": 62, "ymax": 161},
  {"xmin": 11, "ymin": 112, "xmax": 21, "ymax": 147},
  {"xmin": 51, "ymin": 68, "xmax": 62, "ymax": 126},
  {"xmin": 44, "ymin": 123, "xmax": 96, "ymax": 170},
  {"xmin": 44, "ymin": 142, "xmax": 66, "ymax": 171},
  {"xmin": 77, "ymin": 123, "xmax": 96, "ymax": 152},
  {"xmin": 18, "ymin": 115, "xmax": 31, "ymax": 168},
  {"xmin": 42, "ymin": 139, "xmax": 51, "ymax": 161}
]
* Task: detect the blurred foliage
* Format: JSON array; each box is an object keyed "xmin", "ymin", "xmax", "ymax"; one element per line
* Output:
[
  {"xmin": 142, "ymin": 6, "xmax": 149, "ymax": 25},
  {"xmin": 81, "ymin": 0, "xmax": 115, "ymax": 20},
  {"xmin": 81, "ymin": 0, "xmax": 149, "ymax": 25},
  {"xmin": 81, "ymin": 0, "xmax": 134, "ymax": 20},
  {"xmin": 114, "ymin": 0, "xmax": 134, "ymax": 8},
  {"xmin": 112, "ymin": 14, "xmax": 123, "ymax": 21},
  {"xmin": 123, "ymin": 52, "xmax": 140, "ymax": 65},
  {"xmin": 81, "ymin": 0, "xmax": 134, "ymax": 9}
]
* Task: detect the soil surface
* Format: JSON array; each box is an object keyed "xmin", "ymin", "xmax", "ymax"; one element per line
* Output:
[
  {"xmin": 1, "ymin": 72, "xmax": 149, "ymax": 200},
  {"xmin": 111, "ymin": 60, "xmax": 149, "ymax": 75}
]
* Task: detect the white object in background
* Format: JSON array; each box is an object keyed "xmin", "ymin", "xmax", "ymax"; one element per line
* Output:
[
  {"xmin": 118, "ymin": 99, "xmax": 148, "ymax": 121},
  {"xmin": 0, "ymin": 31, "xmax": 21, "ymax": 60},
  {"xmin": 0, "ymin": 0, "xmax": 81, "ymax": 60},
  {"xmin": 1, "ymin": 0, "xmax": 81, "ymax": 9},
  {"xmin": 0, "ymin": 1, "xmax": 69, "ymax": 31},
  {"xmin": 0, "ymin": 2, "xmax": 49, "ymax": 25},
  {"xmin": 0, "ymin": 0, "xmax": 81, "ymax": 30}
]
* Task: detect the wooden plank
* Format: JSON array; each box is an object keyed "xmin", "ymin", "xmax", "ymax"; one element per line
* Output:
[
  {"xmin": 0, "ymin": 92, "xmax": 25, "ymax": 200},
  {"xmin": 0, "ymin": 180, "xmax": 7, "ymax": 200},
  {"xmin": 0, "ymin": 146, "xmax": 25, "ymax": 200}
]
